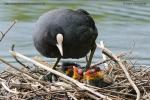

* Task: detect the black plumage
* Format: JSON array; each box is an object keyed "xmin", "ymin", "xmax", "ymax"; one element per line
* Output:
[
  {"xmin": 62, "ymin": 62, "xmax": 81, "ymax": 71},
  {"xmin": 33, "ymin": 9, "xmax": 98, "ymax": 68}
]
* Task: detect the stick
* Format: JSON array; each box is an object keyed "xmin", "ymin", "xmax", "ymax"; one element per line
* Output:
[
  {"xmin": 5, "ymin": 70, "xmax": 49, "ymax": 85},
  {"xmin": 0, "ymin": 56, "xmax": 38, "ymax": 79},
  {"xmin": 1, "ymin": 81, "xmax": 20, "ymax": 94},
  {"xmin": 85, "ymin": 92, "xmax": 101, "ymax": 100},
  {"xmin": 96, "ymin": 43, "xmax": 140, "ymax": 100},
  {"xmin": 0, "ymin": 20, "xmax": 17, "ymax": 42},
  {"xmin": 100, "ymin": 41, "xmax": 108, "ymax": 69},
  {"xmin": 90, "ymin": 53, "xmax": 126, "ymax": 68},
  {"xmin": 11, "ymin": 44, "xmax": 30, "ymax": 69},
  {"xmin": 67, "ymin": 92, "xmax": 78, "ymax": 100},
  {"xmin": 10, "ymin": 50, "xmax": 112, "ymax": 100}
]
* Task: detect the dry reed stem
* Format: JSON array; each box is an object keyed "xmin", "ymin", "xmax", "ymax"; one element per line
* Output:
[{"xmin": 96, "ymin": 43, "xmax": 140, "ymax": 100}]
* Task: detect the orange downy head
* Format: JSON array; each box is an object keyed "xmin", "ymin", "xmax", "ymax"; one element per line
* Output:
[
  {"xmin": 84, "ymin": 67, "xmax": 104, "ymax": 80},
  {"xmin": 72, "ymin": 66, "xmax": 83, "ymax": 80}
]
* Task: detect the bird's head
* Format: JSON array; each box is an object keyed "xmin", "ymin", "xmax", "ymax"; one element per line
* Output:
[
  {"xmin": 84, "ymin": 67, "xmax": 104, "ymax": 80},
  {"xmin": 62, "ymin": 62, "xmax": 82, "ymax": 77},
  {"xmin": 72, "ymin": 66, "xmax": 83, "ymax": 80}
]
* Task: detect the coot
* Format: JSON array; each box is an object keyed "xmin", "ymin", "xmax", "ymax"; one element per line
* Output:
[{"xmin": 33, "ymin": 9, "xmax": 98, "ymax": 69}]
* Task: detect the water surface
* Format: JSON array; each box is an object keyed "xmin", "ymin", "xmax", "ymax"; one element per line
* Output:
[{"xmin": 0, "ymin": 0, "xmax": 150, "ymax": 70}]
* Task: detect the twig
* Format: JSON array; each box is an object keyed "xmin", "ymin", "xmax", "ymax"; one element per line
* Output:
[
  {"xmin": 6, "ymin": 70, "xmax": 49, "ymax": 85},
  {"xmin": 106, "ymin": 66, "xmax": 150, "ymax": 88},
  {"xmin": 0, "ymin": 20, "xmax": 17, "ymax": 42},
  {"xmin": 100, "ymin": 41, "xmax": 108, "ymax": 68},
  {"xmin": 85, "ymin": 84, "xmax": 136, "ymax": 98},
  {"xmin": 67, "ymin": 92, "xmax": 78, "ymax": 100},
  {"xmin": 0, "ymin": 56, "xmax": 38, "ymax": 79},
  {"xmin": 11, "ymin": 44, "xmax": 30, "ymax": 69},
  {"xmin": 10, "ymin": 50, "xmax": 112, "ymax": 100},
  {"xmin": 96, "ymin": 43, "xmax": 140, "ymax": 100},
  {"xmin": 1, "ymin": 81, "xmax": 20, "ymax": 94},
  {"xmin": 90, "ymin": 53, "xmax": 126, "ymax": 68},
  {"xmin": 85, "ymin": 92, "xmax": 101, "ymax": 100}
]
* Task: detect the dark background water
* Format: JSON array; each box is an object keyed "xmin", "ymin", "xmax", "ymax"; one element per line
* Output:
[{"xmin": 0, "ymin": 0, "xmax": 150, "ymax": 70}]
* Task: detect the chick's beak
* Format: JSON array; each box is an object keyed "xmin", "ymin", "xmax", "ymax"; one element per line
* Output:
[{"xmin": 56, "ymin": 34, "xmax": 63, "ymax": 56}]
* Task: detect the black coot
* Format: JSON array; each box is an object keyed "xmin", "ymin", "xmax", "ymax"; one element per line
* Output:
[{"xmin": 33, "ymin": 9, "xmax": 98, "ymax": 69}]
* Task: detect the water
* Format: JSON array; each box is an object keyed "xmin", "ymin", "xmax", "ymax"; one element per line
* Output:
[{"xmin": 0, "ymin": 0, "xmax": 150, "ymax": 70}]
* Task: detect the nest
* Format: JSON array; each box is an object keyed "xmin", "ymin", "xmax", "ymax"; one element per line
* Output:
[{"xmin": 0, "ymin": 49, "xmax": 150, "ymax": 100}]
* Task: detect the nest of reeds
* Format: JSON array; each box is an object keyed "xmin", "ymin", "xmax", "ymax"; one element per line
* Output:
[{"xmin": 0, "ymin": 49, "xmax": 150, "ymax": 100}]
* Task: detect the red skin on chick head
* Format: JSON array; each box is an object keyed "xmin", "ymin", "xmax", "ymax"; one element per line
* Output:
[
  {"xmin": 84, "ymin": 67, "xmax": 104, "ymax": 80},
  {"xmin": 72, "ymin": 66, "xmax": 83, "ymax": 80}
]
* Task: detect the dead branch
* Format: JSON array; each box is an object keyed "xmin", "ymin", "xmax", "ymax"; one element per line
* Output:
[{"xmin": 0, "ymin": 20, "xmax": 17, "ymax": 42}]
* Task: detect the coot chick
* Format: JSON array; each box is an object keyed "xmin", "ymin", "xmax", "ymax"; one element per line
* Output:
[
  {"xmin": 62, "ymin": 62, "xmax": 81, "ymax": 77},
  {"xmin": 33, "ymin": 9, "xmax": 98, "ymax": 69},
  {"xmin": 61, "ymin": 62, "xmax": 83, "ymax": 81},
  {"xmin": 84, "ymin": 67, "xmax": 113, "ymax": 87}
]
